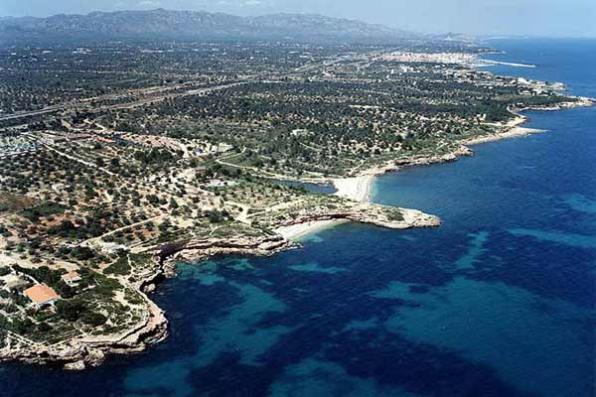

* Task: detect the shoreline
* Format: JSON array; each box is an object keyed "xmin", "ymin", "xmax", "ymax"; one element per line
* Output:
[
  {"xmin": 0, "ymin": 234, "xmax": 293, "ymax": 370},
  {"xmin": 275, "ymin": 219, "xmax": 349, "ymax": 240},
  {"xmin": 0, "ymin": 263, "xmax": 170, "ymax": 371},
  {"xmin": 464, "ymin": 114, "xmax": 545, "ymax": 145},
  {"xmin": 465, "ymin": 125, "xmax": 544, "ymax": 145},
  {"xmin": 274, "ymin": 175, "xmax": 376, "ymax": 241},
  {"xmin": 281, "ymin": 97, "xmax": 595, "ymax": 242},
  {"xmin": 275, "ymin": 174, "xmax": 376, "ymax": 241},
  {"xmin": 2, "ymin": 85, "xmax": 593, "ymax": 372},
  {"xmin": 478, "ymin": 58, "xmax": 536, "ymax": 68},
  {"xmin": 332, "ymin": 175, "xmax": 375, "ymax": 202},
  {"xmin": 342, "ymin": 98, "xmax": 594, "ymax": 182},
  {"xmin": 267, "ymin": 96, "xmax": 593, "ymax": 242}
]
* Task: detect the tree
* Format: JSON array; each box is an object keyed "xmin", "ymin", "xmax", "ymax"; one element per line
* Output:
[
  {"xmin": 56, "ymin": 299, "xmax": 85, "ymax": 322},
  {"xmin": 81, "ymin": 311, "xmax": 107, "ymax": 326}
]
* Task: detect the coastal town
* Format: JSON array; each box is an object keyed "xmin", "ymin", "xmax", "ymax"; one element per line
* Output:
[{"xmin": 0, "ymin": 29, "xmax": 592, "ymax": 370}]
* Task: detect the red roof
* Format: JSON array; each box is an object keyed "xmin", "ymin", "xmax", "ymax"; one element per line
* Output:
[{"xmin": 24, "ymin": 284, "xmax": 60, "ymax": 304}]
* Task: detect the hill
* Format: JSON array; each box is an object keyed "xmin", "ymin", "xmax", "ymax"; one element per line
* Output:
[{"xmin": 0, "ymin": 9, "xmax": 411, "ymax": 44}]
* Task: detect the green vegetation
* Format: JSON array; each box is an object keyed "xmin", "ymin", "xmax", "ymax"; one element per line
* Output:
[
  {"xmin": 20, "ymin": 202, "xmax": 65, "ymax": 222},
  {"xmin": 0, "ymin": 38, "xmax": 579, "ymax": 352},
  {"xmin": 104, "ymin": 255, "xmax": 131, "ymax": 276}
]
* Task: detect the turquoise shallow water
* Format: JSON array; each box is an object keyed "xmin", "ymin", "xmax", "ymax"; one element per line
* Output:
[{"xmin": 1, "ymin": 39, "xmax": 595, "ymax": 397}]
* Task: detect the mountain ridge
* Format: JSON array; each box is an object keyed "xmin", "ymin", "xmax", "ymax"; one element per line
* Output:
[{"xmin": 0, "ymin": 8, "xmax": 413, "ymax": 44}]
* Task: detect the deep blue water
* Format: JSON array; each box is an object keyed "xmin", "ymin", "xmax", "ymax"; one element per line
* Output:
[
  {"xmin": 2, "ymin": 40, "xmax": 595, "ymax": 397},
  {"xmin": 484, "ymin": 38, "xmax": 596, "ymax": 98}
]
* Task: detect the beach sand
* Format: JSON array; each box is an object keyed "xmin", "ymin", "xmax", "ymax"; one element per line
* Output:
[
  {"xmin": 275, "ymin": 112, "xmax": 545, "ymax": 242},
  {"xmin": 275, "ymin": 114, "xmax": 546, "ymax": 242},
  {"xmin": 275, "ymin": 219, "xmax": 348, "ymax": 240},
  {"xmin": 332, "ymin": 175, "xmax": 375, "ymax": 202},
  {"xmin": 274, "ymin": 176, "xmax": 375, "ymax": 241}
]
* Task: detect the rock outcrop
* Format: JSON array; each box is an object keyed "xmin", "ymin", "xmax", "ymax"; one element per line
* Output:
[{"xmin": 158, "ymin": 234, "xmax": 294, "ymax": 271}]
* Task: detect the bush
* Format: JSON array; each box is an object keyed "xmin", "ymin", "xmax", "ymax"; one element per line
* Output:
[
  {"xmin": 104, "ymin": 256, "xmax": 131, "ymax": 276},
  {"xmin": 81, "ymin": 311, "xmax": 107, "ymax": 326},
  {"xmin": 56, "ymin": 299, "xmax": 85, "ymax": 321},
  {"xmin": 20, "ymin": 202, "xmax": 65, "ymax": 222},
  {"xmin": 207, "ymin": 210, "xmax": 225, "ymax": 223},
  {"xmin": 71, "ymin": 247, "xmax": 96, "ymax": 261}
]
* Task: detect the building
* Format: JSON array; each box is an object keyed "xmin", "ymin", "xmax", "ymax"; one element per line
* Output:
[
  {"xmin": 61, "ymin": 271, "xmax": 82, "ymax": 286},
  {"xmin": 24, "ymin": 284, "xmax": 60, "ymax": 307}
]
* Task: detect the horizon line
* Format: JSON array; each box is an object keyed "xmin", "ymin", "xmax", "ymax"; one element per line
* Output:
[{"xmin": 1, "ymin": 8, "xmax": 596, "ymax": 40}]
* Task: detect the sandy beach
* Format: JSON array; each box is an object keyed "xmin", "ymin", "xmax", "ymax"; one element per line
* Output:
[
  {"xmin": 332, "ymin": 175, "xmax": 375, "ymax": 202},
  {"xmin": 274, "ymin": 176, "xmax": 375, "ymax": 240},
  {"xmin": 274, "ymin": 110, "xmax": 562, "ymax": 242},
  {"xmin": 275, "ymin": 219, "xmax": 348, "ymax": 240}
]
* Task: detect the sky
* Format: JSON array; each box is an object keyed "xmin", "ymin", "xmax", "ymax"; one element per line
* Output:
[{"xmin": 1, "ymin": 0, "xmax": 595, "ymax": 37}]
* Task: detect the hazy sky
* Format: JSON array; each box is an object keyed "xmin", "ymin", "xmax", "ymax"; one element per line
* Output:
[{"xmin": 1, "ymin": 0, "xmax": 595, "ymax": 37}]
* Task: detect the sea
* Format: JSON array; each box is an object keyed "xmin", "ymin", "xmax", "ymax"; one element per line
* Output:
[{"xmin": 1, "ymin": 39, "xmax": 595, "ymax": 397}]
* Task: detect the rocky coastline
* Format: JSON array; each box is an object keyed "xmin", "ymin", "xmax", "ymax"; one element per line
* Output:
[
  {"xmin": 0, "ymin": 233, "xmax": 295, "ymax": 370},
  {"xmin": 1, "ymin": 97, "xmax": 590, "ymax": 371},
  {"xmin": 0, "ymin": 270, "xmax": 169, "ymax": 370},
  {"xmin": 352, "ymin": 97, "xmax": 594, "ymax": 180},
  {"xmin": 0, "ymin": 201, "xmax": 441, "ymax": 370}
]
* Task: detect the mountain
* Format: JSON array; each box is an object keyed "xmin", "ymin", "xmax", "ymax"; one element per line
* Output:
[{"xmin": 0, "ymin": 9, "xmax": 412, "ymax": 44}]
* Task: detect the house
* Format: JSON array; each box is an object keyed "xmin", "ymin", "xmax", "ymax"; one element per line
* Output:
[
  {"xmin": 24, "ymin": 284, "xmax": 60, "ymax": 307},
  {"xmin": 61, "ymin": 271, "xmax": 82, "ymax": 286}
]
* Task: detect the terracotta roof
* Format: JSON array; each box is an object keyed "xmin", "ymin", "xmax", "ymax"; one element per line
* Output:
[{"xmin": 24, "ymin": 284, "xmax": 60, "ymax": 304}]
